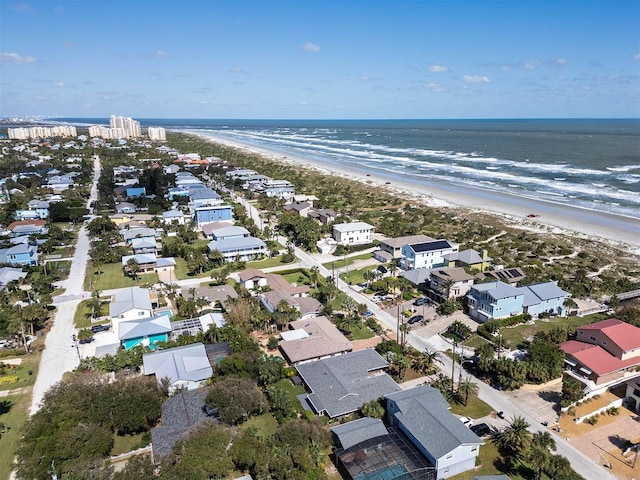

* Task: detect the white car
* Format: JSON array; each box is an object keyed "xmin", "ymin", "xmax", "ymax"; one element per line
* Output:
[{"xmin": 458, "ymin": 416, "xmax": 473, "ymax": 428}]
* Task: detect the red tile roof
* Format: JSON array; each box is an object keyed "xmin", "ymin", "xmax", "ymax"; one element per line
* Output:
[
  {"xmin": 578, "ymin": 318, "xmax": 640, "ymax": 352},
  {"xmin": 560, "ymin": 340, "xmax": 640, "ymax": 376},
  {"xmin": 7, "ymin": 219, "xmax": 47, "ymax": 230}
]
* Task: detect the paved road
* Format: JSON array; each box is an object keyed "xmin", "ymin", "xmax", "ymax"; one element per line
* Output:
[{"xmin": 30, "ymin": 155, "xmax": 101, "ymax": 415}]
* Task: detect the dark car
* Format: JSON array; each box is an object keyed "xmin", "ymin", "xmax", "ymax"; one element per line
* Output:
[
  {"xmin": 408, "ymin": 315, "xmax": 423, "ymax": 324},
  {"xmin": 90, "ymin": 324, "xmax": 110, "ymax": 334},
  {"xmin": 470, "ymin": 423, "xmax": 492, "ymax": 437},
  {"xmin": 414, "ymin": 298, "xmax": 429, "ymax": 306}
]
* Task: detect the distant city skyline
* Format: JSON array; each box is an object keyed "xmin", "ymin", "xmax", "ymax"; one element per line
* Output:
[{"xmin": 1, "ymin": 0, "xmax": 639, "ymax": 119}]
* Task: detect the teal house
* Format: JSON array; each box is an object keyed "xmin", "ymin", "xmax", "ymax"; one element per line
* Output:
[{"xmin": 119, "ymin": 315, "xmax": 172, "ymax": 350}]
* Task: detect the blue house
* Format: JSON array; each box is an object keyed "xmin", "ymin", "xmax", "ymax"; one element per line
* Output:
[
  {"xmin": 126, "ymin": 186, "xmax": 146, "ymax": 198},
  {"xmin": 189, "ymin": 188, "xmax": 222, "ymax": 208},
  {"xmin": 466, "ymin": 281, "xmax": 524, "ymax": 322},
  {"xmin": 0, "ymin": 244, "xmax": 39, "ymax": 266},
  {"xmin": 194, "ymin": 204, "xmax": 233, "ymax": 227},
  {"xmin": 516, "ymin": 282, "xmax": 570, "ymax": 317},
  {"xmin": 467, "ymin": 280, "xmax": 569, "ymax": 322}
]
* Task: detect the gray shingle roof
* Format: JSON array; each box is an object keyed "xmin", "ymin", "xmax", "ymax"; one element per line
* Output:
[
  {"xmin": 385, "ymin": 386, "xmax": 483, "ymax": 460},
  {"xmin": 119, "ymin": 315, "xmax": 172, "ymax": 341},
  {"xmin": 109, "ymin": 286, "xmax": 153, "ymax": 317},
  {"xmin": 296, "ymin": 349, "xmax": 401, "ymax": 418},
  {"xmin": 330, "ymin": 417, "xmax": 389, "ymax": 450},
  {"xmin": 143, "ymin": 343, "xmax": 213, "ymax": 386}
]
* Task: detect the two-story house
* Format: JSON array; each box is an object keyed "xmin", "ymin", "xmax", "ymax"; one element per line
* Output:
[
  {"xmin": 400, "ymin": 239, "xmax": 459, "ymax": 270},
  {"xmin": 108, "ymin": 286, "xmax": 156, "ymax": 336},
  {"xmin": 332, "ymin": 222, "xmax": 375, "ymax": 246}
]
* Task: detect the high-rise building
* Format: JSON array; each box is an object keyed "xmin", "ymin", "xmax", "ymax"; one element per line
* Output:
[
  {"xmin": 8, "ymin": 125, "xmax": 77, "ymax": 140},
  {"xmin": 147, "ymin": 127, "xmax": 167, "ymax": 141},
  {"xmin": 109, "ymin": 115, "xmax": 141, "ymax": 138}
]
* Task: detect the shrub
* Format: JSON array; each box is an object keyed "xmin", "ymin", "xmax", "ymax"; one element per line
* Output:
[
  {"xmin": 607, "ymin": 407, "xmax": 620, "ymax": 416},
  {"xmin": 586, "ymin": 415, "xmax": 599, "ymax": 425},
  {"xmin": 0, "ymin": 375, "xmax": 19, "ymax": 386}
]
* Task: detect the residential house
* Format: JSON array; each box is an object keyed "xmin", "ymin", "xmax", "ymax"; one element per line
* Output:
[
  {"xmin": 331, "ymin": 417, "xmax": 436, "ymax": 480},
  {"xmin": 385, "ymin": 386, "xmax": 483, "ymax": 479},
  {"xmin": 46, "ymin": 174, "xmax": 75, "ymax": 192},
  {"xmin": 109, "ymin": 286, "xmax": 156, "ymax": 336},
  {"xmin": 238, "ymin": 268, "xmax": 269, "ymax": 290},
  {"xmin": 163, "ymin": 164, "xmax": 180, "ymax": 175},
  {"xmin": 207, "ymin": 237, "xmax": 267, "ymax": 262},
  {"xmin": 170, "ymin": 314, "xmax": 227, "ymax": 340},
  {"xmin": 374, "ymin": 234, "xmax": 435, "ymax": 263},
  {"xmin": 14, "ymin": 200, "xmax": 50, "ymax": 220},
  {"xmin": 467, "ymin": 281, "xmax": 569, "ymax": 322},
  {"xmin": 624, "ymin": 378, "xmax": 640, "ymax": 413},
  {"xmin": 113, "ymin": 165, "xmax": 136, "ymax": 177},
  {"xmin": 7, "ymin": 219, "xmax": 48, "ymax": 237},
  {"xmin": 478, "ymin": 267, "xmax": 526, "ymax": 285},
  {"xmin": 119, "ymin": 315, "xmax": 172, "ymax": 350},
  {"xmin": 193, "ymin": 204, "xmax": 234, "ymax": 227},
  {"xmin": 0, "ymin": 243, "xmax": 39, "ymax": 266},
  {"xmin": 332, "ymin": 222, "xmax": 375, "ymax": 246},
  {"xmin": 179, "ymin": 284, "xmax": 238, "ymax": 312},
  {"xmin": 429, "ymin": 267, "xmax": 475, "ymax": 301},
  {"xmin": 0, "ymin": 266, "xmax": 27, "ymax": 288},
  {"xmin": 401, "ymin": 239, "xmax": 459, "ymax": 270},
  {"xmin": 296, "ymin": 349, "xmax": 402, "ymax": 418},
  {"xmin": 466, "ymin": 282, "xmax": 524, "ymax": 322},
  {"xmin": 115, "ymin": 202, "xmax": 137, "ymax": 214},
  {"xmin": 126, "ymin": 186, "xmax": 146, "ymax": 198},
  {"xmin": 443, "ymin": 249, "xmax": 492, "ymax": 272},
  {"xmin": 143, "ymin": 343, "xmax": 213, "ymax": 392},
  {"xmin": 189, "ymin": 188, "xmax": 222, "ymax": 208},
  {"xmin": 122, "ymin": 253, "xmax": 159, "ymax": 274},
  {"xmin": 279, "ymin": 316, "xmax": 353, "ymax": 365},
  {"xmin": 307, "ymin": 208, "xmax": 337, "ymax": 225},
  {"xmin": 209, "ymin": 225, "xmax": 250, "ymax": 241},
  {"xmin": 261, "ymin": 291, "xmax": 321, "ymax": 320},
  {"xmin": 283, "ymin": 201, "xmax": 313, "ymax": 217},
  {"xmin": 560, "ymin": 318, "xmax": 640, "ymax": 386},
  {"xmin": 131, "ymin": 236, "xmax": 159, "ymax": 254},
  {"xmin": 122, "ymin": 227, "xmax": 158, "ymax": 245},
  {"xmin": 167, "ymin": 186, "xmax": 190, "ymax": 200},
  {"xmin": 162, "ymin": 210, "xmax": 185, "ymax": 226}
]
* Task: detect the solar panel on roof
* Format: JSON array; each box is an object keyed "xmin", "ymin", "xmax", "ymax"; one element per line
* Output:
[{"xmin": 411, "ymin": 240, "xmax": 451, "ymax": 252}]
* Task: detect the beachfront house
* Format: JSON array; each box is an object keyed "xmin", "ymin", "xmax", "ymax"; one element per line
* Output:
[
  {"xmin": 332, "ymin": 222, "xmax": 375, "ymax": 246},
  {"xmin": 385, "ymin": 386, "xmax": 483, "ymax": 479},
  {"xmin": 467, "ymin": 280, "xmax": 569, "ymax": 322},
  {"xmin": 443, "ymin": 249, "xmax": 492, "ymax": 272},
  {"xmin": 374, "ymin": 234, "xmax": 436, "ymax": 263},
  {"xmin": 400, "ymin": 239, "xmax": 459, "ymax": 270}
]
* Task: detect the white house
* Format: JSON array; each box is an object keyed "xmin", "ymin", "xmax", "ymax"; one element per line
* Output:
[
  {"xmin": 143, "ymin": 343, "xmax": 213, "ymax": 392},
  {"xmin": 108, "ymin": 286, "xmax": 154, "ymax": 336},
  {"xmin": 400, "ymin": 239, "xmax": 459, "ymax": 270},
  {"xmin": 332, "ymin": 222, "xmax": 375, "ymax": 246}
]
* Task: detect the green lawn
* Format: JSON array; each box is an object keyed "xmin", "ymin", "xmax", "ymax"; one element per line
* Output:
[
  {"xmin": 239, "ymin": 412, "xmax": 279, "ymax": 437},
  {"xmin": 349, "ymin": 323, "xmax": 376, "ymax": 340},
  {"xmin": 111, "ymin": 432, "xmax": 149, "ymax": 456},
  {"xmin": 0, "ymin": 393, "xmax": 30, "ymax": 480},
  {"xmin": 322, "ymin": 252, "xmax": 373, "ymax": 270},
  {"xmin": 449, "ymin": 393, "xmax": 494, "ymax": 419},
  {"xmin": 73, "ymin": 300, "xmax": 110, "ymax": 329},
  {"xmin": 499, "ymin": 312, "xmax": 610, "ymax": 349},
  {"xmin": 247, "ymin": 254, "xmax": 297, "ymax": 269},
  {"xmin": 274, "ymin": 378, "xmax": 306, "ymax": 414},
  {"xmin": 0, "ymin": 352, "xmax": 41, "ymax": 392},
  {"xmin": 340, "ymin": 266, "xmax": 376, "ymax": 286},
  {"xmin": 88, "ymin": 263, "xmax": 159, "ymax": 291}
]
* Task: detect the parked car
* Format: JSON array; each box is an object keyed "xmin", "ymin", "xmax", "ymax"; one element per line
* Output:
[
  {"xmin": 470, "ymin": 423, "xmax": 492, "ymax": 437},
  {"xmin": 414, "ymin": 298, "xmax": 429, "ymax": 306},
  {"xmin": 458, "ymin": 416, "xmax": 473, "ymax": 428},
  {"xmin": 90, "ymin": 324, "xmax": 110, "ymax": 334},
  {"xmin": 408, "ymin": 315, "xmax": 423, "ymax": 324}
]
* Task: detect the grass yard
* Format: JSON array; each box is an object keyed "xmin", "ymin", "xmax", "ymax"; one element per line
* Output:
[
  {"xmin": 89, "ymin": 262, "xmax": 159, "ymax": 290},
  {"xmin": 247, "ymin": 254, "xmax": 297, "ymax": 269},
  {"xmin": 499, "ymin": 312, "xmax": 610, "ymax": 348},
  {"xmin": 349, "ymin": 323, "xmax": 376, "ymax": 340},
  {"xmin": 0, "ymin": 352, "xmax": 41, "ymax": 392},
  {"xmin": 0, "ymin": 393, "xmax": 31, "ymax": 480},
  {"xmin": 274, "ymin": 378, "xmax": 306, "ymax": 414},
  {"xmin": 323, "ymin": 252, "xmax": 373, "ymax": 270},
  {"xmin": 449, "ymin": 393, "xmax": 494, "ymax": 419},
  {"xmin": 73, "ymin": 300, "xmax": 110, "ymax": 329},
  {"xmin": 239, "ymin": 412, "xmax": 279, "ymax": 438},
  {"xmin": 111, "ymin": 432, "xmax": 149, "ymax": 456},
  {"xmin": 340, "ymin": 266, "xmax": 375, "ymax": 286}
]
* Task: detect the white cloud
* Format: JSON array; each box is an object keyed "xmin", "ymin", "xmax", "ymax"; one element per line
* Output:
[
  {"xmin": 428, "ymin": 64, "xmax": 448, "ymax": 73},
  {"xmin": 501, "ymin": 65, "xmax": 511, "ymax": 71},
  {"xmin": 55, "ymin": 82, "xmax": 65, "ymax": 88},
  {"xmin": 463, "ymin": 75, "xmax": 490, "ymax": 84},
  {"xmin": 634, "ymin": 48, "xmax": 640, "ymax": 61},
  {"xmin": 359, "ymin": 75, "xmax": 369, "ymax": 81},
  {"xmin": 302, "ymin": 42, "xmax": 320, "ymax": 53},
  {"xmin": 1, "ymin": 52, "xmax": 36, "ymax": 64},
  {"xmin": 152, "ymin": 50, "xmax": 168, "ymax": 58},
  {"xmin": 556, "ymin": 58, "xmax": 567, "ymax": 66},
  {"xmin": 524, "ymin": 60, "xmax": 540, "ymax": 70},
  {"xmin": 426, "ymin": 82, "xmax": 445, "ymax": 92}
]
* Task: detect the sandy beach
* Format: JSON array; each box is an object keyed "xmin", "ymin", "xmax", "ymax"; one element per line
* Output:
[{"xmin": 184, "ymin": 130, "xmax": 640, "ymax": 253}]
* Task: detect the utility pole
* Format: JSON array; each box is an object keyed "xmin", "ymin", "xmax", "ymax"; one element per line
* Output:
[{"xmin": 451, "ymin": 342, "xmax": 456, "ymax": 393}]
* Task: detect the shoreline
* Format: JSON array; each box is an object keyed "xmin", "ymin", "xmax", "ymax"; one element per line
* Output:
[{"xmin": 182, "ymin": 130, "xmax": 640, "ymax": 252}]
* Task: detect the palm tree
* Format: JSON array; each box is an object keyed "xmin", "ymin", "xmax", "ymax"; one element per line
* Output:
[
  {"xmin": 440, "ymin": 278, "xmax": 455, "ymax": 299},
  {"xmin": 492, "ymin": 415, "xmax": 532, "ymax": 466},
  {"xmin": 399, "ymin": 322, "xmax": 411, "ymax": 349},
  {"xmin": 457, "ymin": 376, "xmax": 479, "ymax": 406},
  {"xmin": 528, "ymin": 431, "xmax": 556, "ymax": 480}
]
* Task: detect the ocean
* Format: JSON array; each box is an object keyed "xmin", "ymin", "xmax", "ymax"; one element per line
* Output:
[{"xmin": 55, "ymin": 118, "xmax": 640, "ymax": 220}]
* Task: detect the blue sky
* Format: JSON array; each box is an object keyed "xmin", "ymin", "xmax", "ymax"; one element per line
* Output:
[{"xmin": 1, "ymin": 0, "xmax": 639, "ymax": 119}]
